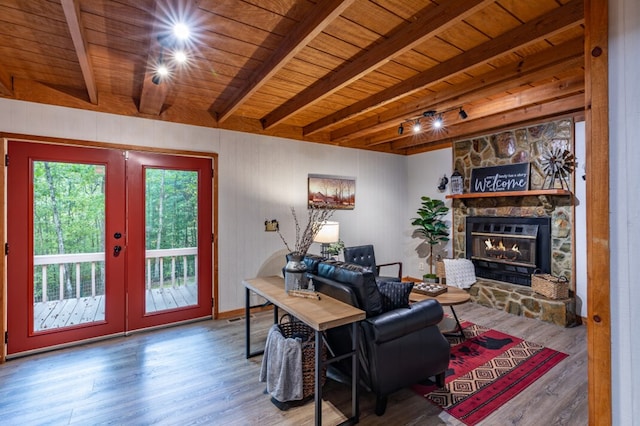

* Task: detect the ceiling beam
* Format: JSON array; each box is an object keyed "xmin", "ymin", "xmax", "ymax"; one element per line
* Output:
[
  {"xmin": 394, "ymin": 93, "xmax": 585, "ymax": 151},
  {"xmin": 348, "ymin": 76, "xmax": 584, "ymax": 149},
  {"xmin": 60, "ymin": 0, "xmax": 98, "ymax": 104},
  {"xmin": 215, "ymin": 0, "xmax": 355, "ymax": 124},
  {"xmin": 403, "ymin": 98, "xmax": 585, "ymax": 156},
  {"xmin": 305, "ymin": 0, "xmax": 585, "ymax": 136},
  {"xmin": 138, "ymin": 5, "xmax": 170, "ymax": 116},
  {"xmin": 261, "ymin": 0, "xmax": 494, "ymax": 130},
  {"xmin": 330, "ymin": 37, "xmax": 585, "ymax": 142}
]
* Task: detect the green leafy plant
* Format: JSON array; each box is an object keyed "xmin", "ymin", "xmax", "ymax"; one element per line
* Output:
[
  {"xmin": 326, "ymin": 239, "xmax": 345, "ymax": 257},
  {"xmin": 411, "ymin": 196, "xmax": 450, "ymax": 275}
]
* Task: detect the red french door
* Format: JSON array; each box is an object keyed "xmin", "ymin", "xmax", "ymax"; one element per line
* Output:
[
  {"xmin": 126, "ymin": 151, "xmax": 212, "ymax": 331},
  {"xmin": 6, "ymin": 142, "xmax": 212, "ymax": 355}
]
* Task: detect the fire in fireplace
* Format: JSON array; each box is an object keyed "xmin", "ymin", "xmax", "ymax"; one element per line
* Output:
[{"xmin": 466, "ymin": 216, "xmax": 551, "ymax": 286}]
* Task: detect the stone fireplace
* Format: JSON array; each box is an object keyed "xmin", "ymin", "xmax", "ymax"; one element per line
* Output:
[{"xmin": 450, "ymin": 118, "xmax": 577, "ymax": 326}]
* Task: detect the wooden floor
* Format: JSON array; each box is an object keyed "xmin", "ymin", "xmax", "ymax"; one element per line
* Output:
[
  {"xmin": 0, "ymin": 302, "xmax": 587, "ymax": 425},
  {"xmin": 34, "ymin": 284, "xmax": 197, "ymax": 331}
]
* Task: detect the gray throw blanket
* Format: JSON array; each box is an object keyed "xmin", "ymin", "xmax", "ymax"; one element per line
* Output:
[{"xmin": 259, "ymin": 324, "xmax": 303, "ymax": 402}]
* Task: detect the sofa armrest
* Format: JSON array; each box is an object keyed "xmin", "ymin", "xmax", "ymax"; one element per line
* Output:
[{"xmin": 366, "ymin": 299, "xmax": 443, "ymax": 344}]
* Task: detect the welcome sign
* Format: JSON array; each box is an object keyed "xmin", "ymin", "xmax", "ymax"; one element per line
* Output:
[{"xmin": 470, "ymin": 163, "xmax": 530, "ymax": 193}]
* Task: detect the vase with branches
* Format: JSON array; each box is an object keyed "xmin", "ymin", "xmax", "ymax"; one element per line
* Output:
[
  {"xmin": 411, "ymin": 196, "xmax": 450, "ymax": 279},
  {"xmin": 277, "ymin": 205, "xmax": 335, "ymax": 256},
  {"xmin": 277, "ymin": 205, "xmax": 335, "ymax": 290}
]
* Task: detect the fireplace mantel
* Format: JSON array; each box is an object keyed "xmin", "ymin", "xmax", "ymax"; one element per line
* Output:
[
  {"xmin": 446, "ymin": 189, "xmax": 571, "ymax": 199},
  {"xmin": 447, "ymin": 189, "xmax": 572, "ymax": 213}
]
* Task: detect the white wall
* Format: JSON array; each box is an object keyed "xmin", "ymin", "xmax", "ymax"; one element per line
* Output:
[
  {"xmin": 0, "ymin": 98, "xmax": 407, "ymax": 313},
  {"xmin": 405, "ymin": 148, "xmax": 454, "ymax": 278},
  {"xmin": 574, "ymin": 121, "xmax": 588, "ymax": 318},
  {"xmin": 216, "ymin": 129, "xmax": 407, "ymax": 311},
  {"xmin": 609, "ymin": 0, "xmax": 640, "ymax": 423}
]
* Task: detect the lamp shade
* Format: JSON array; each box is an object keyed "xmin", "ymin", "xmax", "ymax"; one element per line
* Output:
[{"xmin": 314, "ymin": 221, "xmax": 339, "ymax": 243}]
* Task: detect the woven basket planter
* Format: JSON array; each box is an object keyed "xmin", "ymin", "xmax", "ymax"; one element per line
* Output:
[
  {"xmin": 277, "ymin": 315, "xmax": 327, "ymax": 400},
  {"xmin": 531, "ymin": 274, "xmax": 569, "ymax": 299}
]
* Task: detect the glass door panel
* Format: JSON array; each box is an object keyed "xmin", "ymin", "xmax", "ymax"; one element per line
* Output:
[
  {"xmin": 32, "ymin": 161, "xmax": 106, "ymax": 331},
  {"xmin": 145, "ymin": 168, "xmax": 199, "ymax": 314}
]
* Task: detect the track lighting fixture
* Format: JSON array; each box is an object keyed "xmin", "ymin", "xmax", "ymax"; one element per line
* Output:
[
  {"xmin": 152, "ymin": 54, "xmax": 169, "ymax": 85},
  {"xmin": 432, "ymin": 115, "xmax": 443, "ymax": 129},
  {"xmin": 150, "ymin": 21, "xmax": 195, "ymax": 84},
  {"xmin": 397, "ymin": 106, "xmax": 468, "ymax": 135}
]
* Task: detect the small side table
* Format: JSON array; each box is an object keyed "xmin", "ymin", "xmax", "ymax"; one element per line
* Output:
[{"xmin": 403, "ymin": 276, "xmax": 471, "ymax": 339}]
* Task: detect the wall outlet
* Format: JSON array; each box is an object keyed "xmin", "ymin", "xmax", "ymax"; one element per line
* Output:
[{"xmin": 418, "ymin": 262, "xmax": 424, "ymax": 271}]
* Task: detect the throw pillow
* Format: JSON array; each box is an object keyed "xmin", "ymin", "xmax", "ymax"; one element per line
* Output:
[{"xmin": 378, "ymin": 281, "xmax": 414, "ymax": 312}]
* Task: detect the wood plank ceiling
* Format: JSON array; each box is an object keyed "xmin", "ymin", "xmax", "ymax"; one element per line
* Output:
[{"xmin": 0, "ymin": 0, "xmax": 585, "ymax": 155}]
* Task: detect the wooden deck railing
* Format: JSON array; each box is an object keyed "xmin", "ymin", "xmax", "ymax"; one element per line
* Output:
[{"xmin": 33, "ymin": 247, "xmax": 197, "ymax": 302}]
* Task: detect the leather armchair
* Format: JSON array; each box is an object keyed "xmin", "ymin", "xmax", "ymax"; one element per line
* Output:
[
  {"xmin": 343, "ymin": 244, "xmax": 403, "ymax": 284},
  {"xmin": 309, "ymin": 260, "xmax": 450, "ymax": 416}
]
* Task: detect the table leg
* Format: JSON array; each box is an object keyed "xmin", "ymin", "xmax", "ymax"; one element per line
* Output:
[
  {"xmin": 351, "ymin": 321, "xmax": 360, "ymax": 423},
  {"xmin": 245, "ymin": 287, "xmax": 274, "ymax": 358},
  {"xmin": 449, "ymin": 306, "xmax": 465, "ymax": 340},
  {"xmin": 245, "ymin": 288, "xmax": 253, "ymax": 358},
  {"xmin": 315, "ymin": 330, "xmax": 322, "ymax": 426}
]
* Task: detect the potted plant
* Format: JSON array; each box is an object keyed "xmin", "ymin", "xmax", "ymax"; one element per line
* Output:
[
  {"xmin": 326, "ymin": 239, "xmax": 345, "ymax": 259},
  {"xmin": 411, "ymin": 196, "xmax": 450, "ymax": 282}
]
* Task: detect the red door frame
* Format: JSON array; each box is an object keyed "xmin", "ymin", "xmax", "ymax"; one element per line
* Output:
[
  {"xmin": 6, "ymin": 141, "xmax": 126, "ymax": 354},
  {"xmin": 124, "ymin": 151, "xmax": 212, "ymax": 331}
]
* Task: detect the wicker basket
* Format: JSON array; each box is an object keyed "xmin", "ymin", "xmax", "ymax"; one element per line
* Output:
[
  {"xmin": 531, "ymin": 273, "xmax": 569, "ymax": 299},
  {"xmin": 436, "ymin": 260, "xmax": 446, "ymax": 279},
  {"xmin": 278, "ymin": 314, "xmax": 327, "ymax": 400}
]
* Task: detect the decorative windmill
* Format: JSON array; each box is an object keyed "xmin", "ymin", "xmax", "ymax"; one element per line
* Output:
[{"xmin": 540, "ymin": 147, "xmax": 576, "ymax": 190}]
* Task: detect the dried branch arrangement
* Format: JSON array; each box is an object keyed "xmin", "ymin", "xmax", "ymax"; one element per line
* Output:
[{"xmin": 277, "ymin": 205, "xmax": 335, "ymax": 256}]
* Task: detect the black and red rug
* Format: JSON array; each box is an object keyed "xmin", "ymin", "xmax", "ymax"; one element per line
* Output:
[{"xmin": 412, "ymin": 321, "xmax": 568, "ymax": 425}]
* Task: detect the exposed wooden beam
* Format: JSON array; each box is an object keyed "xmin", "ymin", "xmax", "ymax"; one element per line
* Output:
[
  {"xmin": 305, "ymin": 0, "xmax": 585, "ymax": 136},
  {"xmin": 329, "ymin": 37, "xmax": 585, "ymax": 142},
  {"xmin": 215, "ymin": 0, "xmax": 355, "ymax": 124},
  {"xmin": 138, "ymin": 5, "xmax": 170, "ymax": 116},
  {"xmin": 60, "ymin": 0, "xmax": 98, "ymax": 104},
  {"xmin": 261, "ymin": 0, "xmax": 494, "ymax": 130},
  {"xmin": 585, "ymin": 0, "xmax": 611, "ymax": 423},
  {"xmin": 357, "ymin": 75, "xmax": 585, "ymax": 148},
  {"xmin": 393, "ymin": 94, "xmax": 585, "ymax": 151}
]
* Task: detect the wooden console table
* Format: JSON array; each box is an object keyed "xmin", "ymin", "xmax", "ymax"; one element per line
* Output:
[{"xmin": 243, "ymin": 276, "xmax": 366, "ymax": 426}]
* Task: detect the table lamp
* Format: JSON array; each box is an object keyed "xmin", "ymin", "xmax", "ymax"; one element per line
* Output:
[{"xmin": 314, "ymin": 221, "xmax": 339, "ymax": 257}]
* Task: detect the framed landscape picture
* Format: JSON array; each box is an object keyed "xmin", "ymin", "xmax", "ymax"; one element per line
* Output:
[{"xmin": 308, "ymin": 174, "xmax": 355, "ymax": 210}]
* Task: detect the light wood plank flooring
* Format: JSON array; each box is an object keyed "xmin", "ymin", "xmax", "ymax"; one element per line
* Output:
[{"xmin": 0, "ymin": 302, "xmax": 587, "ymax": 425}]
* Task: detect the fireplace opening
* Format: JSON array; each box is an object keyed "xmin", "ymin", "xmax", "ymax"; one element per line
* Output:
[{"xmin": 466, "ymin": 217, "xmax": 551, "ymax": 286}]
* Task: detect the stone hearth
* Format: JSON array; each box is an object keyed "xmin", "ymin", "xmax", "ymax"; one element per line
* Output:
[{"xmin": 470, "ymin": 279, "xmax": 577, "ymax": 327}]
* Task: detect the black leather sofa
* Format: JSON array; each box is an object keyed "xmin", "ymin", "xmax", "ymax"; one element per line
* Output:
[{"xmin": 306, "ymin": 258, "xmax": 450, "ymax": 416}]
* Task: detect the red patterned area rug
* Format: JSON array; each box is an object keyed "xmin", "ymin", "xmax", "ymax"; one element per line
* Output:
[{"xmin": 412, "ymin": 321, "xmax": 568, "ymax": 426}]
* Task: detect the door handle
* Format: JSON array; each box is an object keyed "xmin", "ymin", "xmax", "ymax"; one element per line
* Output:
[{"xmin": 113, "ymin": 245, "xmax": 122, "ymax": 257}]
